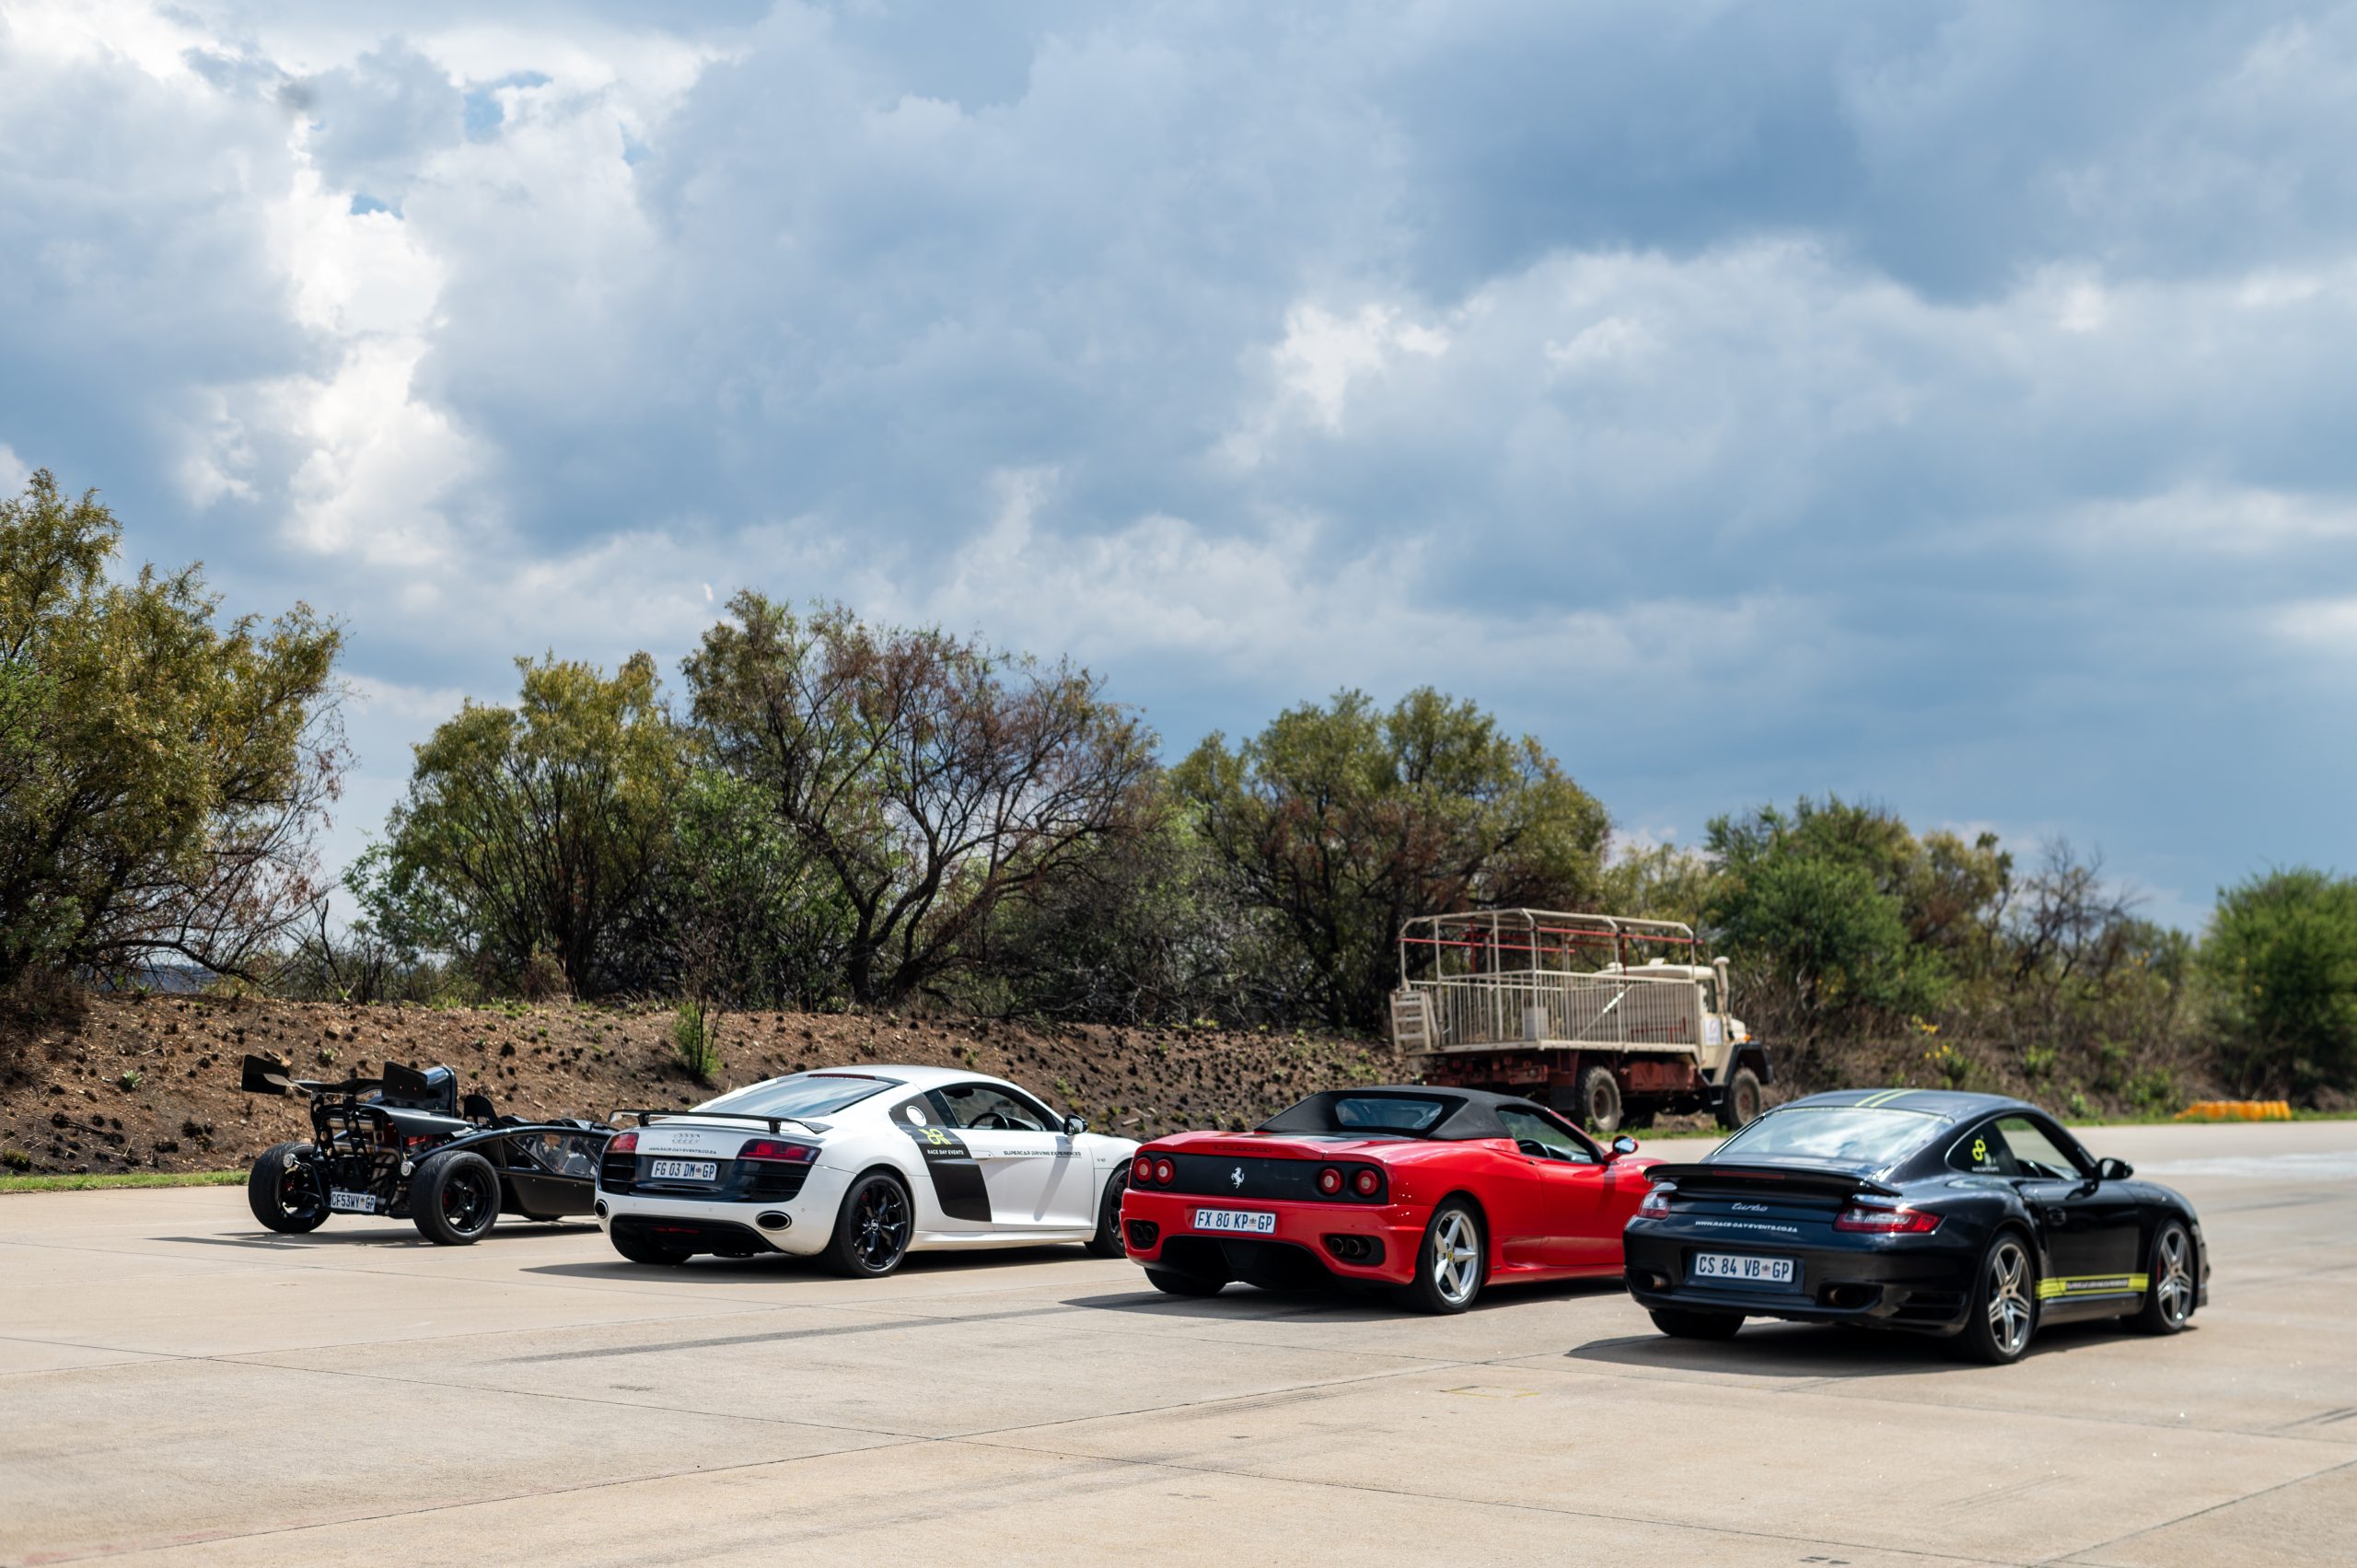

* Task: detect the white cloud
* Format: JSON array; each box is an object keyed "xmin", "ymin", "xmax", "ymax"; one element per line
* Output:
[{"xmin": 0, "ymin": 444, "xmax": 28, "ymax": 494}]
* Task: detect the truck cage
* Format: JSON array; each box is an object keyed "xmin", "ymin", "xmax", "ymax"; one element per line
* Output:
[{"xmin": 1389, "ymin": 909, "xmax": 1726, "ymax": 1059}]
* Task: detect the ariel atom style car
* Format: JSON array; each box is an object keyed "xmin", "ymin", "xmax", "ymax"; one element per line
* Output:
[
  {"xmin": 1622, "ymin": 1088, "xmax": 2209, "ymax": 1364},
  {"xmin": 239, "ymin": 1055, "xmax": 613, "ymax": 1245},
  {"xmin": 597, "ymin": 1065, "xmax": 1139, "ymax": 1275},
  {"xmin": 1120, "ymin": 1086, "xmax": 1659, "ymax": 1313}
]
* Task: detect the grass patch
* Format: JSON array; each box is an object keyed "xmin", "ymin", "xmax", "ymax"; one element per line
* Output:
[{"xmin": 0, "ymin": 1168, "xmax": 247, "ymax": 1195}]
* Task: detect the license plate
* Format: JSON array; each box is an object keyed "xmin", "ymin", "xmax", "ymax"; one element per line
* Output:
[
  {"xmin": 1193, "ymin": 1207, "xmax": 1276, "ymax": 1235},
  {"xmin": 1691, "ymin": 1251, "xmax": 1794, "ymax": 1286},
  {"xmin": 328, "ymin": 1189, "xmax": 375, "ymax": 1214},
  {"xmin": 650, "ymin": 1159, "xmax": 718, "ymax": 1182}
]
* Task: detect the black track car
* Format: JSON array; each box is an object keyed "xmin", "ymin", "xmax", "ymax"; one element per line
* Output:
[
  {"xmin": 238, "ymin": 1054, "xmax": 613, "ymax": 1245},
  {"xmin": 1621, "ymin": 1088, "xmax": 2208, "ymax": 1364}
]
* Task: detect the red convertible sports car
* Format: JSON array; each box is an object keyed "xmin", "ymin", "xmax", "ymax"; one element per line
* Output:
[{"xmin": 1120, "ymin": 1086, "xmax": 1660, "ymax": 1312}]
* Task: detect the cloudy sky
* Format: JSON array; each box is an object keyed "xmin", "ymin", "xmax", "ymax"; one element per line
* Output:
[{"xmin": 5, "ymin": 0, "xmax": 2354, "ymax": 929}]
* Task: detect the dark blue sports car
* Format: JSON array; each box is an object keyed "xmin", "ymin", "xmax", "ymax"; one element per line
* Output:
[{"xmin": 1621, "ymin": 1089, "xmax": 2207, "ymax": 1364}]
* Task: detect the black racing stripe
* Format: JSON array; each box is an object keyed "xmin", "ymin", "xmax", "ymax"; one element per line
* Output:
[{"xmin": 898, "ymin": 1114, "xmax": 992, "ymax": 1222}]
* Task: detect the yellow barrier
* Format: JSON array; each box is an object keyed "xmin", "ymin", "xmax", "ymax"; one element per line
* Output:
[{"xmin": 2176, "ymin": 1099, "xmax": 2293, "ymax": 1121}]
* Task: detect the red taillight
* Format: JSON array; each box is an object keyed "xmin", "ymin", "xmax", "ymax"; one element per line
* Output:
[
  {"xmin": 1352, "ymin": 1168, "xmax": 1381, "ymax": 1198},
  {"xmin": 1133, "ymin": 1154, "xmax": 1155, "ymax": 1183},
  {"xmin": 1835, "ymin": 1204, "xmax": 1942, "ymax": 1235},
  {"xmin": 737, "ymin": 1139, "xmax": 819, "ymax": 1163},
  {"xmin": 609, "ymin": 1132, "xmax": 638, "ymax": 1156},
  {"xmin": 1153, "ymin": 1158, "xmax": 1175, "ymax": 1186},
  {"xmin": 1637, "ymin": 1184, "xmax": 1673, "ymax": 1218},
  {"xmin": 1317, "ymin": 1167, "xmax": 1342, "ymax": 1195}
]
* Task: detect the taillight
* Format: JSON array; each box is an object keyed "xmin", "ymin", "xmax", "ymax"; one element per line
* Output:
[
  {"xmin": 1835, "ymin": 1203, "xmax": 1942, "ymax": 1235},
  {"xmin": 609, "ymin": 1132, "xmax": 638, "ymax": 1156},
  {"xmin": 737, "ymin": 1139, "xmax": 819, "ymax": 1163},
  {"xmin": 1352, "ymin": 1168, "xmax": 1381, "ymax": 1198},
  {"xmin": 1637, "ymin": 1184, "xmax": 1673, "ymax": 1218},
  {"xmin": 1317, "ymin": 1167, "xmax": 1342, "ymax": 1195},
  {"xmin": 1153, "ymin": 1158, "xmax": 1174, "ymax": 1186},
  {"xmin": 1133, "ymin": 1154, "xmax": 1155, "ymax": 1183}
]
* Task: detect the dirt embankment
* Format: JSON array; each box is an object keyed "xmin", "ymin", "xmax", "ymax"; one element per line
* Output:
[{"xmin": 0, "ymin": 994, "xmax": 1412, "ymax": 1178}]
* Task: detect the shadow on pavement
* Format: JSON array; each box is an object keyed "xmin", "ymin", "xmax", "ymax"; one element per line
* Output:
[
  {"xmin": 158, "ymin": 1221, "xmax": 601, "ymax": 1249},
  {"xmin": 1567, "ymin": 1316, "xmax": 2143, "ymax": 1377},
  {"xmin": 524, "ymin": 1242, "xmax": 1091, "ymax": 1283}
]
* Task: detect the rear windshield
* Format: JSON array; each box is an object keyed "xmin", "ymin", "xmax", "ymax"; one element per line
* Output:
[
  {"xmin": 1711, "ymin": 1106, "xmax": 1939, "ymax": 1169},
  {"xmin": 693, "ymin": 1074, "xmax": 898, "ymax": 1119}
]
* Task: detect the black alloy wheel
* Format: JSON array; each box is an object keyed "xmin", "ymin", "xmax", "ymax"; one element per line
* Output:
[
  {"xmin": 1085, "ymin": 1170, "xmax": 1129, "ymax": 1258},
  {"xmin": 827, "ymin": 1173, "xmax": 912, "ymax": 1278},
  {"xmin": 246, "ymin": 1142, "xmax": 329, "ymax": 1234},
  {"xmin": 412, "ymin": 1151, "xmax": 503, "ymax": 1245}
]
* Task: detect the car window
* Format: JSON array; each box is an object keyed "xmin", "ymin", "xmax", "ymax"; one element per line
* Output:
[
  {"xmin": 1713, "ymin": 1106, "xmax": 1941, "ymax": 1168},
  {"xmin": 520, "ymin": 1131, "xmax": 601, "ymax": 1179},
  {"xmin": 1946, "ymin": 1117, "xmax": 2086, "ymax": 1179},
  {"xmin": 934, "ymin": 1083, "xmax": 1053, "ymax": 1132},
  {"xmin": 1330, "ymin": 1095, "xmax": 1449, "ymax": 1132},
  {"xmin": 1498, "ymin": 1106, "xmax": 1596, "ymax": 1165},
  {"xmin": 1947, "ymin": 1120, "xmax": 2021, "ymax": 1177}
]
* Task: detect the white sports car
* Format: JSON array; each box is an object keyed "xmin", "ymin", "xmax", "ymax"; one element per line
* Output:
[{"xmin": 595, "ymin": 1064, "xmax": 1139, "ymax": 1276}]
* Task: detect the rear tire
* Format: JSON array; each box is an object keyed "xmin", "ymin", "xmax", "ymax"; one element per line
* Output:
[
  {"xmin": 825, "ymin": 1172, "xmax": 913, "ymax": 1278},
  {"xmin": 247, "ymin": 1142, "xmax": 328, "ymax": 1234},
  {"xmin": 1577, "ymin": 1067, "xmax": 1623, "ymax": 1134},
  {"xmin": 412, "ymin": 1152, "xmax": 502, "ymax": 1245},
  {"xmin": 1084, "ymin": 1171, "xmax": 1129, "ymax": 1258},
  {"xmin": 610, "ymin": 1228, "xmax": 691, "ymax": 1266},
  {"xmin": 1144, "ymin": 1267, "xmax": 1227, "ymax": 1297},
  {"xmin": 1953, "ymin": 1229, "xmax": 2038, "ymax": 1365},
  {"xmin": 1650, "ymin": 1307, "xmax": 1743, "ymax": 1341},
  {"xmin": 1399, "ymin": 1200, "xmax": 1485, "ymax": 1314},
  {"xmin": 2131, "ymin": 1220, "xmax": 2196, "ymax": 1335},
  {"xmin": 1716, "ymin": 1067, "xmax": 1764, "ymax": 1130}
]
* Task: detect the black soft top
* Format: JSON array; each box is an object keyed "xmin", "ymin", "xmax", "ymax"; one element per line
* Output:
[{"xmin": 1259, "ymin": 1086, "xmax": 1516, "ymax": 1141}]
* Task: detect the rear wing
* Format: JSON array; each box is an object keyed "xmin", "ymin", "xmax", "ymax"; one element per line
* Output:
[
  {"xmin": 1642, "ymin": 1161, "xmax": 1901, "ymax": 1200},
  {"xmin": 610, "ymin": 1108, "xmax": 831, "ymax": 1137},
  {"xmin": 238, "ymin": 1053, "xmax": 382, "ymax": 1098}
]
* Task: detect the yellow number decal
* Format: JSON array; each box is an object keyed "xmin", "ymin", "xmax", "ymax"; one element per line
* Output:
[{"xmin": 1972, "ymin": 1137, "xmax": 1988, "ymax": 1163}]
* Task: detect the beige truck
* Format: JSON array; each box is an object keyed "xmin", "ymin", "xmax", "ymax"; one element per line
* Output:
[{"xmin": 1387, "ymin": 909, "xmax": 1771, "ymax": 1132}]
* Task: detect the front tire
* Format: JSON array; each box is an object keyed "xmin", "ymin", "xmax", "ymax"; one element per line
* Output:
[
  {"xmin": 1953, "ymin": 1229, "xmax": 2038, "ymax": 1365},
  {"xmin": 825, "ymin": 1172, "xmax": 913, "ymax": 1278},
  {"xmin": 1650, "ymin": 1307, "xmax": 1743, "ymax": 1340},
  {"xmin": 1399, "ymin": 1201, "xmax": 1485, "ymax": 1314},
  {"xmin": 412, "ymin": 1152, "xmax": 502, "ymax": 1245},
  {"xmin": 1084, "ymin": 1171, "xmax": 1129, "ymax": 1258},
  {"xmin": 1716, "ymin": 1066, "xmax": 1764, "ymax": 1130},
  {"xmin": 2131, "ymin": 1220, "xmax": 2197, "ymax": 1335},
  {"xmin": 247, "ymin": 1142, "xmax": 328, "ymax": 1233},
  {"xmin": 1577, "ymin": 1067, "xmax": 1623, "ymax": 1134}
]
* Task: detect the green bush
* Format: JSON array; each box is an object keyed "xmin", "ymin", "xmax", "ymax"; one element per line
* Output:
[{"xmin": 2201, "ymin": 868, "xmax": 2357, "ymax": 1098}]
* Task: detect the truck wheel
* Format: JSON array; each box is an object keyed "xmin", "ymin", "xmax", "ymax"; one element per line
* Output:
[
  {"xmin": 247, "ymin": 1142, "xmax": 329, "ymax": 1233},
  {"xmin": 1716, "ymin": 1067, "xmax": 1764, "ymax": 1130},
  {"xmin": 412, "ymin": 1151, "xmax": 502, "ymax": 1245},
  {"xmin": 1577, "ymin": 1067, "xmax": 1623, "ymax": 1134}
]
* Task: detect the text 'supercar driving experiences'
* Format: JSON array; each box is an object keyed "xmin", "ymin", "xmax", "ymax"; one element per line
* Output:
[
  {"xmin": 597, "ymin": 1066, "xmax": 1138, "ymax": 1276},
  {"xmin": 1120, "ymin": 1086, "xmax": 1657, "ymax": 1312},
  {"xmin": 1621, "ymin": 1088, "xmax": 2209, "ymax": 1363}
]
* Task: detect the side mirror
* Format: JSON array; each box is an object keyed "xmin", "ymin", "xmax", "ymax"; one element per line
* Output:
[
  {"xmin": 2096, "ymin": 1156, "xmax": 2133, "ymax": 1181},
  {"xmin": 1063, "ymin": 1114, "xmax": 1088, "ymax": 1137},
  {"xmin": 1610, "ymin": 1134, "xmax": 1639, "ymax": 1157}
]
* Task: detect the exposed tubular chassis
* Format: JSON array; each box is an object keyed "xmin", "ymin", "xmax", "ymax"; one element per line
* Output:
[{"xmin": 239, "ymin": 1054, "xmax": 612, "ymax": 1244}]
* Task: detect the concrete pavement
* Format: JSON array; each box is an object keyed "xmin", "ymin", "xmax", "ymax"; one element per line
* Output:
[{"xmin": 2, "ymin": 1119, "xmax": 2352, "ymax": 1565}]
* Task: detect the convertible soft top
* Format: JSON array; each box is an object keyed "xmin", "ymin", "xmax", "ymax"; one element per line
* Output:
[{"xmin": 1258, "ymin": 1086, "xmax": 1519, "ymax": 1141}]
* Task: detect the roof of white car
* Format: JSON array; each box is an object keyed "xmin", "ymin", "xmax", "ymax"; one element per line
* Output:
[{"xmin": 790, "ymin": 1063, "xmax": 1012, "ymax": 1093}]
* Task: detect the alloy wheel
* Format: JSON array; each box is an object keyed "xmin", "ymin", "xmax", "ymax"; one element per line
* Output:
[
  {"xmin": 1988, "ymin": 1238, "xmax": 2032, "ymax": 1357},
  {"xmin": 2154, "ymin": 1227, "xmax": 2192, "ymax": 1326},
  {"xmin": 854, "ymin": 1182, "xmax": 909, "ymax": 1270},
  {"xmin": 442, "ymin": 1169, "xmax": 492, "ymax": 1232},
  {"xmin": 1431, "ymin": 1211, "xmax": 1480, "ymax": 1306}
]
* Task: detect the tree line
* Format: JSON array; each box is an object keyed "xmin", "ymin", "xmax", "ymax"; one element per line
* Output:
[{"xmin": 6, "ymin": 470, "xmax": 2354, "ymax": 1106}]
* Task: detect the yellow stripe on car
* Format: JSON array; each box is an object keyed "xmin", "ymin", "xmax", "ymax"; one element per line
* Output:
[{"xmin": 2037, "ymin": 1273, "xmax": 2150, "ymax": 1300}]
